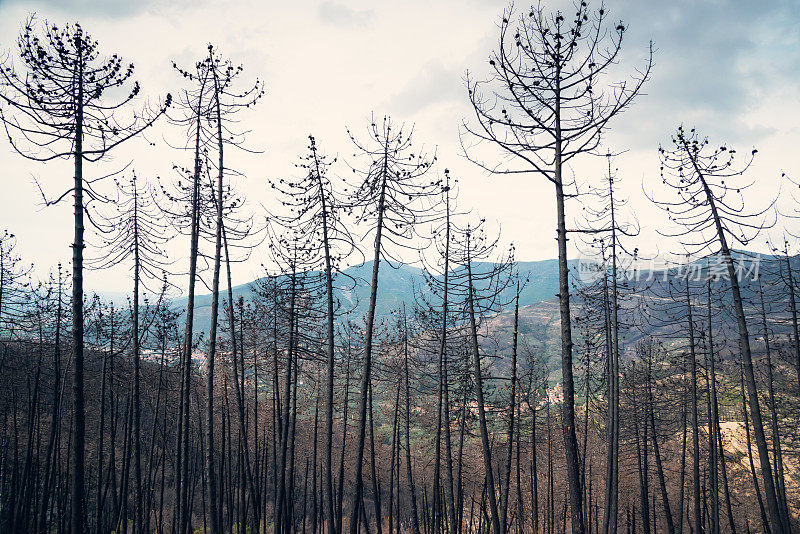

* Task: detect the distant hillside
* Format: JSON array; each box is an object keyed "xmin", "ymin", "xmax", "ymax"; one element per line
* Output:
[
  {"xmin": 175, "ymin": 258, "xmax": 575, "ymax": 335},
  {"xmin": 174, "ymin": 252, "xmax": 800, "ymax": 369},
  {"xmin": 484, "ymin": 252, "xmax": 800, "ymax": 375}
]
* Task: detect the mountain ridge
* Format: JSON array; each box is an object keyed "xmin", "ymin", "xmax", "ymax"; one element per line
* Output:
[
  {"xmin": 172, "ymin": 252, "xmax": 800, "ymax": 344},
  {"xmin": 176, "ymin": 257, "xmax": 572, "ymax": 334}
]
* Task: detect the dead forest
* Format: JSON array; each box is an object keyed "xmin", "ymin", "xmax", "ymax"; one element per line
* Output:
[{"xmin": 0, "ymin": 2, "xmax": 799, "ymax": 534}]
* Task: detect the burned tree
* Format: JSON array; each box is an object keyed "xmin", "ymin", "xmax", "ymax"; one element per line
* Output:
[
  {"xmin": 268, "ymin": 134, "xmax": 357, "ymax": 534},
  {"xmin": 414, "ymin": 169, "xmax": 473, "ymax": 534},
  {"xmin": 448, "ymin": 219, "xmax": 513, "ymax": 534},
  {"xmin": 654, "ymin": 127, "xmax": 787, "ymax": 533},
  {"xmin": 89, "ymin": 173, "xmax": 171, "ymax": 534},
  {"xmin": 345, "ymin": 116, "xmax": 439, "ymax": 533},
  {"xmin": 0, "ymin": 18, "xmax": 169, "ymax": 533},
  {"xmin": 201, "ymin": 45, "xmax": 263, "ymax": 534},
  {"xmin": 463, "ymin": 4, "xmax": 651, "ymax": 530},
  {"xmin": 159, "ymin": 44, "xmax": 262, "ymax": 531},
  {"xmin": 574, "ymin": 152, "xmax": 640, "ymax": 534}
]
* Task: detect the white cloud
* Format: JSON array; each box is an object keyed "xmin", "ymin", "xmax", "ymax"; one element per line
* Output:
[{"xmin": 318, "ymin": 1, "xmax": 373, "ymax": 28}]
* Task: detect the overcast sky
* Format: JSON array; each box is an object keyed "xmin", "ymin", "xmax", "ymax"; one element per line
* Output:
[{"xmin": 1, "ymin": 0, "xmax": 798, "ymax": 294}]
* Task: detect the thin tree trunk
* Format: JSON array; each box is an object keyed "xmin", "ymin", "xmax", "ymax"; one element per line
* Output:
[
  {"xmin": 647, "ymin": 357, "xmax": 674, "ymax": 534},
  {"xmin": 741, "ymin": 366, "xmax": 769, "ymax": 534},
  {"xmin": 177, "ymin": 67, "xmax": 207, "ymax": 534},
  {"xmin": 757, "ymin": 281, "xmax": 788, "ymax": 530},
  {"xmin": 693, "ymin": 160, "xmax": 784, "ymax": 533},
  {"xmin": 349, "ymin": 146, "xmax": 389, "ymax": 534},
  {"xmin": 553, "ymin": 83, "xmax": 584, "ymax": 532},
  {"xmin": 683, "ymin": 280, "xmax": 702, "ymax": 534},
  {"xmin": 204, "ymin": 63, "xmax": 225, "ymax": 533},
  {"xmin": 38, "ymin": 283, "xmax": 63, "ymax": 534},
  {"xmin": 388, "ymin": 384, "xmax": 400, "ymax": 534},
  {"xmin": 222, "ymin": 227, "xmax": 260, "ymax": 531},
  {"xmin": 632, "ymin": 377, "xmax": 650, "ymax": 534},
  {"xmin": 675, "ymin": 349, "xmax": 688, "ymax": 534},
  {"xmin": 501, "ymin": 286, "xmax": 520, "ymax": 534},
  {"xmin": 404, "ymin": 311, "xmax": 422, "ymax": 534},
  {"xmin": 466, "ymin": 242, "xmax": 501, "ymax": 534},
  {"xmin": 131, "ymin": 191, "xmax": 144, "ymax": 534},
  {"xmin": 709, "ymin": 281, "xmax": 735, "ymax": 534},
  {"xmin": 336, "ymin": 350, "xmax": 351, "ymax": 534},
  {"xmin": 368, "ymin": 383, "xmax": 383, "ymax": 534},
  {"xmin": 70, "ymin": 41, "xmax": 87, "ymax": 534}
]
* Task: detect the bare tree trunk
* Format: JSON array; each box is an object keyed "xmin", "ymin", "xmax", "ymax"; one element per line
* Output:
[
  {"xmin": 388, "ymin": 384, "xmax": 400, "ymax": 534},
  {"xmin": 177, "ymin": 70, "xmax": 206, "ymax": 534},
  {"xmin": 223, "ymin": 227, "xmax": 260, "ymax": 531},
  {"xmin": 145, "ymin": 336, "xmax": 169, "ymax": 534},
  {"xmin": 706, "ymin": 345, "xmax": 720, "ymax": 534},
  {"xmin": 603, "ymin": 189, "xmax": 621, "ymax": 534},
  {"xmin": 457, "ymin": 356, "xmax": 469, "ymax": 534},
  {"xmin": 694, "ymin": 164, "xmax": 784, "ymax": 533},
  {"xmin": 647, "ymin": 357, "xmax": 674, "ymax": 534},
  {"xmin": 368, "ymin": 383, "xmax": 383, "ymax": 534},
  {"xmin": 501, "ymin": 286, "xmax": 520, "ymax": 534},
  {"xmin": 433, "ymin": 304, "xmax": 444, "ymax": 534},
  {"xmin": 466, "ymin": 249, "xmax": 501, "ymax": 534},
  {"xmin": 555, "ymin": 167, "xmax": 584, "ymax": 534},
  {"xmin": 443, "ymin": 348, "xmax": 457, "ymax": 534},
  {"xmin": 547, "ymin": 400, "xmax": 554, "ymax": 534},
  {"xmin": 756, "ymin": 281, "xmax": 788, "ymax": 530},
  {"xmin": 70, "ymin": 43, "xmax": 87, "ymax": 534},
  {"xmin": 709, "ymin": 282, "xmax": 735, "ymax": 534},
  {"xmin": 741, "ymin": 366, "xmax": 770, "ymax": 534},
  {"xmin": 632, "ymin": 375, "xmax": 650, "ymax": 534},
  {"xmin": 275, "ymin": 266, "xmax": 297, "ymax": 534},
  {"xmin": 204, "ymin": 65, "xmax": 225, "ymax": 533},
  {"xmin": 404, "ymin": 311, "xmax": 422, "ymax": 534},
  {"xmin": 301, "ymin": 145, "xmax": 341, "ymax": 534},
  {"xmin": 676, "ymin": 376, "xmax": 687, "ymax": 534},
  {"xmin": 336, "ymin": 350, "xmax": 351, "ymax": 534},
  {"xmin": 312, "ymin": 394, "xmax": 320, "ymax": 534},
  {"xmin": 529, "ymin": 384, "xmax": 539, "ymax": 534},
  {"xmin": 38, "ymin": 280, "xmax": 63, "ymax": 534},
  {"xmin": 131, "ymin": 194, "xmax": 144, "ymax": 534},
  {"xmin": 683, "ymin": 281, "xmax": 702, "ymax": 534},
  {"xmin": 349, "ymin": 158, "xmax": 388, "ymax": 534},
  {"xmin": 515, "ymin": 397, "xmax": 524, "ymax": 534}
]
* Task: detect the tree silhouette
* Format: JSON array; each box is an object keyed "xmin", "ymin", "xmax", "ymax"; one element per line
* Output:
[
  {"xmin": 345, "ymin": 116, "xmax": 439, "ymax": 533},
  {"xmin": 88, "ymin": 172, "xmax": 170, "ymax": 534},
  {"xmin": 463, "ymin": 4, "xmax": 651, "ymax": 530},
  {"xmin": 0, "ymin": 18, "xmax": 169, "ymax": 533},
  {"xmin": 269, "ymin": 134, "xmax": 357, "ymax": 534},
  {"xmin": 654, "ymin": 126, "xmax": 787, "ymax": 534},
  {"xmin": 574, "ymin": 151, "xmax": 640, "ymax": 534},
  {"xmin": 0, "ymin": 230, "xmax": 32, "ymax": 336}
]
